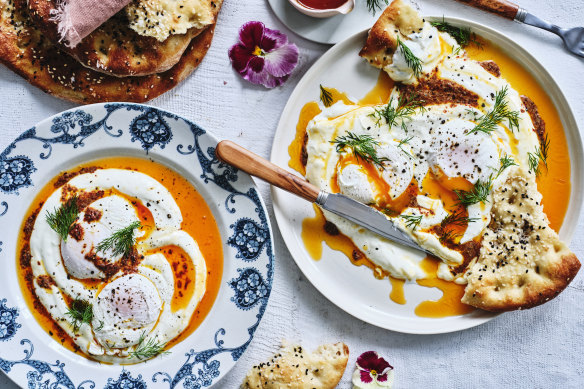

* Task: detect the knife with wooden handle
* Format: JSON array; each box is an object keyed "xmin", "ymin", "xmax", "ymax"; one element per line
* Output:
[{"xmin": 215, "ymin": 140, "xmax": 433, "ymax": 255}]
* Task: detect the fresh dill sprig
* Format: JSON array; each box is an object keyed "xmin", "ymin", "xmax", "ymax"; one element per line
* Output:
[
  {"xmin": 319, "ymin": 84, "xmax": 333, "ymax": 107},
  {"xmin": 527, "ymin": 134, "xmax": 550, "ymax": 177},
  {"xmin": 95, "ymin": 320, "xmax": 104, "ymax": 331},
  {"xmin": 65, "ymin": 299, "xmax": 93, "ymax": 332},
  {"xmin": 366, "ymin": 0, "xmax": 389, "ymax": 15},
  {"xmin": 45, "ymin": 196, "xmax": 79, "ymax": 241},
  {"xmin": 495, "ymin": 155, "xmax": 518, "ymax": 178},
  {"xmin": 129, "ymin": 333, "xmax": 170, "ymax": 360},
  {"xmin": 401, "ymin": 214, "xmax": 423, "ymax": 230},
  {"xmin": 539, "ymin": 133, "xmax": 550, "ymax": 168},
  {"xmin": 439, "ymin": 229, "xmax": 461, "ymax": 243},
  {"xmin": 467, "ymin": 86, "xmax": 520, "ymax": 135},
  {"xmin": 331, "ymin": 133, "xmax": 389, "ymax": 169},
  {"xmin": 454, "ymin": 177, "xmax": 493, "ymax": 206},
  {"xmin": 528, "ymin": 150, "xmax": 542, "ymax": 177},
  {"xmin": 431, "ymin": 18, "xmax": 482, "ymax": 54},
  {"xmin": 396, "ymin": 36, "xmax": 422, "ymax": 78},
  {"xmin": 397, "ymin": 136, "xmax": 414, "ymax": 157},
  {"xmin": 96, "ymin": 221, "xmax": 142, "ymax": 257},
  {"xmin": 371, "ymin": 93, "xmax": 426, "ymax": 130},
  {"xmin": 440, "ymin": 209, "xmax": 478, "ymax": 228}
]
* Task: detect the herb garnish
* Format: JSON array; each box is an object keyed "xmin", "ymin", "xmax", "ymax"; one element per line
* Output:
[
  {"xmin": 96, "ymin": 221, "xmax": 142, "ymax": 257},
  {"xmin": 371, "ymin": 93, "xmax": 426, "ymax": 130},
  {"xmin": 441, "ymin": 209, "xmax": 478, "ymax": 228},
  {"xmin": 129, "ymin": 333, "xmax": 170, "ymax": 360},
  {"xmin": 401, "ymin": 214, "xmax": 423, "ymax": 230},
  {"xmin": 453, "ymin": 177, "xmax": 493, "ymax": 206},
  {"xmin": 431, "ymin": 18, "xmax": 482, "ymax": 54},
  {"xmin": 396, "ymin": 36, "xmax": 422, "ymax": 78},
  {"xmin": 319, "ymin": 84, "xmax": 333, "ymax": 107},
  {"xmin": 66, "ymin": 299, "xmax": 93, "ymax": 332},
  {"xmin": 527, "ymin": 135, "xmax": 550, "ymax": 177},
  {"xmin": 467, "ymin": 86, "xmax": 520, "ymax": 135},
  {"xmin": 439, "ymin": 229, "xmax": 460, "ymax": 243},
  {"xmin": 332, "ymin": 133, "xmax": 389, "ymax": 169},
  {"xmin": 496, "ymin": 155, "xmax": 518, "ymax": 178},
  {"xmin": 45, "ymin": 196, "xmax": 79, "ymax": 241},
  {"xmin": 539, "ymin": 133, "xmax": 550, "ymax": 167},
  {"xmin": 528, "ymin": 152, "xmax": 541, "ymax": 176},
  {"xmin": 453, "ymin": 155, "xmax": 517, "ymax": 207},
  {"xmin": 366, "ymin": 0, "xmax": 389, "ymax": 14},
  {"xmin": 397, "ymin": 136, "xmax": 414, "ymax": 157}
]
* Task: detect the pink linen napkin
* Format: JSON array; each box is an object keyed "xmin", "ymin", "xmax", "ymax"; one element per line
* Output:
[{"xmin": 50, "ymin": 0, "xmax": 133, "ymax": 48}]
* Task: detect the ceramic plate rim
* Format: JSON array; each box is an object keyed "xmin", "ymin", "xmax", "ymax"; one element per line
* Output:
[{"xmin": 270, "ymin": 16, "xmax": 583, "ymax": 334}]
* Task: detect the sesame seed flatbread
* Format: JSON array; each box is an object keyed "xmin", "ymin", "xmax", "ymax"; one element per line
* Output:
[
  {"xmin": 359, "ymin": 0, "xmax": 580, "ymax": 312},
  {"xmin": 27, "ymin": 0, "xmax": 222, "ymax": 77},
  {"xmin": 0, "ymin": 0, "xmax": 219, "ymax": 104},
  {"xmin": 462, "ymin": 167, "xmax": 580, "ymax": 311},
  {"xmin": 241, "ymin": 343, "xmax": 349, "ymax": 389}
]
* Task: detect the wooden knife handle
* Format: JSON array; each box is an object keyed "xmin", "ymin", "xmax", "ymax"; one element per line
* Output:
[
  {"xmin": 215, "ymin": 140, "xmax": 321, "ymax": 203},
  {"xmin": 455, "ymin": 0, "xmax": 519, "ymax": 20}
]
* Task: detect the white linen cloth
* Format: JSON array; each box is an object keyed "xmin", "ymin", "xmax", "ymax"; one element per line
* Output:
[{"xmin": 1, "ymin": 0, "xmax": 583, "ymax": 387}]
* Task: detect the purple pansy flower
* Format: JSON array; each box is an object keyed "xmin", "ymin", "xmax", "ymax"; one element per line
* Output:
[
  {"xmin": 352, "ymin": 351, "xmax": 394, "ymax": 388},
  {"xmin": 228, "ymin": 21, "xmax": 299, "ymax": 88}
]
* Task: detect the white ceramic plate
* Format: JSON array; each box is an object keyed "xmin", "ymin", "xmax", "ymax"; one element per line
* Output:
[
  {"xmin": 267, "ymin": 0, "xmax": 378, "ymax": 44},
  {"xmin": 0, "ymin": 103, "xmax": 275, "ymax": 388},
  {"xmin": 270, "ymin": 17, "xmax": 583, "ymax": 334}
]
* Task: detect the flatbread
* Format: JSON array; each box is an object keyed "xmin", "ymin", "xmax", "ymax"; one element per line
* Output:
[
  {"xmin": 241, "ymin": 342, "xmax": 349, "ymax": 389},
  {"xmin": 0, "ymin": 0, "xmax": 218, "ymax": 104},
  {"xmin": 27, "ymin": 0, "xmax": 221, "ymax": 77},
  {"xmin": 359, "ymin": 0, "xmax": 424, "ymax": 70},
  {"xmin": 359, "ymin": 0, "xmax": 580, "ymax": 311},
  {"xmin": 462, "ymin": 167, "xmax": 580, "ymax": 311}
]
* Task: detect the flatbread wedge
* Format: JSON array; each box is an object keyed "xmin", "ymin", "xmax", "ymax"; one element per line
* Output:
[
  {"xmin": 358, "ymin": 0, "xmax": 580, "ymax": 311},
  {"xmin": 359, "ymin": 0, "xmax": 424, "ymax": 70},
  {"xmin": 0, "ymin": 0, "xmax": 219, "ymax": 104},
  {"xmin": 241, "ymin": 342, "xmax": 349, "ymax": 389},
  {"xmin": 462, "ymin": 167, "xmax": 580, "ymax": 311},
  {"xmin": 27, "ymin": 0, "xmax": 222, "ymax": 77}
]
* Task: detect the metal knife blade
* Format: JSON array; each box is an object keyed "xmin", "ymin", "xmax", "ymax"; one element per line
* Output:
[{"xmin": 316, "ymin": 191, "xmax": 433, "ymax": 256}]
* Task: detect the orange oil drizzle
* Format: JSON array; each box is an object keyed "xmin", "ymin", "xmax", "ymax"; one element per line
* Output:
[
  {"xmin": 389, "ymin": 278, "xmax": 406, "ymax": 305},
  {"xmin": 415, "ymin": 257, "xmax": 474, "ymax": 317},
  {"xmin": 16, "ymin": 157, "xmax": 223, "ymax": 359},
  {"xmin": 291, "ymin": 34, "xmax": 571, "ymax": 318},
  {"xmin": 358, "ymin": 71, "xmax": 394, "ymax": 105},
  {"xmin": 302, "ymin": 205, "xmax": 406, "ymax": 304},
  {"xmin": 466, "ymin": 40, "xmax": 570, "ymax": 231},
  {"xmin": 147, "ymin": 245, "xmax": 196, "ymax": 313}
]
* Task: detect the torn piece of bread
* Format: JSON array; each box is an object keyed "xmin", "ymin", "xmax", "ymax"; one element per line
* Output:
[
  {"xmin": 359, "ymin": 0, "xmax": 424, "ymax": 70},
  {"xmin": 241, "ymin": 343, "xmax": 349, "ymax": 389},
  {"xmin": 463, "ymin": 167, "xmax": 581, "ymax": 311},
  {"xmin": 0, "ymin": 0, "xmax": 217, "ymax": 103},
  {"xmin": 27, "ymin": 0, "xmax": 222, "ymax": 77}
]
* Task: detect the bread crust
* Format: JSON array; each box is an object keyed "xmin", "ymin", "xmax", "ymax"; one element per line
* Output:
[
  {"xmin": 0, "ymin": 0, "xmax": 219, "ymax": 104},
  {"xmin": 241, "ymin": 343, "xmax": 349, "ymax": 389},
  {"xmin": 462, "ymin": 167, "xmax": 581, "ymax": 311},
  {"xmin": 26, "ymin": 0, "xmax": 222, "ymax": 77},
  {"xmin": 359, "ymin": 0, "xmax": 424, "ymax": 70}
]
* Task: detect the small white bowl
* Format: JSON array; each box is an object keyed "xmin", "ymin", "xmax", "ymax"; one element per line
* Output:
[{"xmin": 288, "ymin": 0, "xmax": 354, "ymax": 18}]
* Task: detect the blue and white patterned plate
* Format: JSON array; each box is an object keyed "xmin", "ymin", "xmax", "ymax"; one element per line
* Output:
[{"xmin": 0, "ymin": 103, "xmax": 275, "ymax": 388}]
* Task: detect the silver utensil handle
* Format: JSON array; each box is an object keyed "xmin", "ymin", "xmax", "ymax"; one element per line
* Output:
[{"xmin": 515, "ymin": 8, "xmax": 563, "ymax": 35}]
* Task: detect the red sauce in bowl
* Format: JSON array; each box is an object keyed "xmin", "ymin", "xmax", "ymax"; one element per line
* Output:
[{"xmin": 298, "ymin": 0, "xmax": 348, "ymax": 10}]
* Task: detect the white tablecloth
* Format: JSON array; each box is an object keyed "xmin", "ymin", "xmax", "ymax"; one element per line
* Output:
[{"xmin": 1, "ymin": 0, "xmax": 583, "ymax": 387}]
